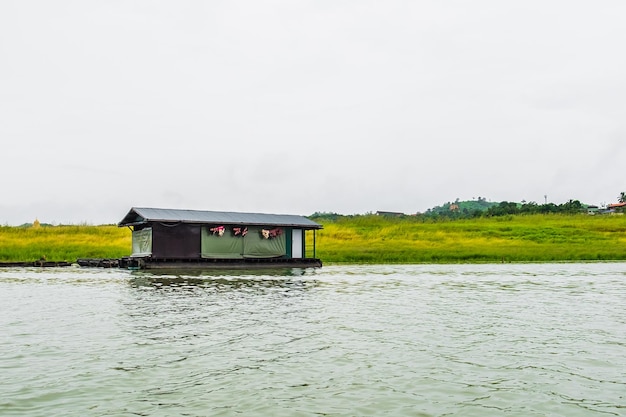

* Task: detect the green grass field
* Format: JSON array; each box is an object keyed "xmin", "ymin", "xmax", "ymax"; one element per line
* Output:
[
  {"xmin": 0, "ymin": 225, "xmax": 129, "ymax": 262},
  {"xmin": 312, "ymin": 214, "xmax": 626, "ymax": 263},
  {"xmin": 1, "ymin": 214, "xmax": 625, "ymax": 263}
]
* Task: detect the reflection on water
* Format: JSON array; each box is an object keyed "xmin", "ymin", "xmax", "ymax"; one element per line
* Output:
[
  {"xmin": 127, "ymin": 267, "xmax": 320, "ymax": 293},
  {"xmin": 131, "ymin": 266, "xmax": 314, "ymax": 278},
  {"xmin": 128, "ymin": 275, "xmax": 319, "ymax": 295},
  {"xmin": 1, "ymin": 263, "xmax": 625, "ymax": 417}
]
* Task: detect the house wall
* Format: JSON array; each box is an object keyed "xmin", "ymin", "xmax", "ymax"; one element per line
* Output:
[
  {"xmin": 140, "ymin": 223, "xmax": 309, "ymax": 260},
  {"xmin": 151, "ymin": 223, "xmax": 201, "ymax": 259},
  {"xmin": 201, "ymin": 226, "xmax": 244, "ymax": 259},
  {"xmin": 201, "ymin": 225, "xmax": 288, "ymax": 259},
  {"xmin": 241, "ymin": 226, "xmax": 287, "ymax": 258}
]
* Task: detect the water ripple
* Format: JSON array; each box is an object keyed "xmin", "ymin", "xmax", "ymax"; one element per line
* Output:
[{"xmin": 1, "ymin": 264, "xmax": 625, "ymax": 416}]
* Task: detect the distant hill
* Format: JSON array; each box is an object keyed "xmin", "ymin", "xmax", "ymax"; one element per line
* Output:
[
  {"xmin": 18, "ymin": 222, "xmax": 54, "ymax": 228},
  {"xmin": 424, "ymin": 198, "xmax": 498, "ymax": 217},
  {"xmin": 310, "ymin": 197, "xmax": 605, "ymax": 222},
  {"xmin": 310, "ymin": 199, "xmax": 499, "ymax": 221}
]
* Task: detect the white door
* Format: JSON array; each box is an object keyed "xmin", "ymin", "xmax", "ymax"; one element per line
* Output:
[{"xmin": 292, "ymin": 229, "xmax": 303, "ymax": 258}]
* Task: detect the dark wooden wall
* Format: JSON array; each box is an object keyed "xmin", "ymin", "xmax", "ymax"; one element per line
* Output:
[{"xmin": 150, "ymin": 223, "xmax": 201, "ymax": 259}]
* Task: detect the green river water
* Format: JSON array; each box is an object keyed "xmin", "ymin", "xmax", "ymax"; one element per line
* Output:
[{"xmin": 1, "ymin": 263, "xmax": 624, "ymax": 416}]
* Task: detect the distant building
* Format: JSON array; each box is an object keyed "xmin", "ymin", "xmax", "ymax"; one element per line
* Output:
[
  {"xmin": 376, "ymin": 211, "xmax": 405, "ymax": 217},
  {"xmin": 606, "ymin": 202, "xmax": 626, "ymax": 214}
]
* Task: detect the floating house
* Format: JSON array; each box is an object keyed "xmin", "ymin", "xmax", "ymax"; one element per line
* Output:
[{"xmin": 117, "ymin": 207, "xmax": 323, "ymax": 269}]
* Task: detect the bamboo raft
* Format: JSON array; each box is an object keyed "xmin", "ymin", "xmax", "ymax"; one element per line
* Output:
[{"xmin": 0, "ymin": 261, "xmax": 73, "ymax": 268}]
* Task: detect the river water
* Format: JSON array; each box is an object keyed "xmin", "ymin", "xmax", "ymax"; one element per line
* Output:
[{"xmin": 0, "ymin": 263, "xmax": 625, "ymax": 417}]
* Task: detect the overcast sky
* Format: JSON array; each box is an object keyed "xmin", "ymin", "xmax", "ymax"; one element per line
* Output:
[{"xmin": 1, "ymin": 1, "xmax": 625, "ymax": 225}]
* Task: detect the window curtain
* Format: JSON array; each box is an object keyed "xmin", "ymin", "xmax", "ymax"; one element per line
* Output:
[{"xmin": 131, "ymin": 228, "xmax": 152, "ymax": 257}]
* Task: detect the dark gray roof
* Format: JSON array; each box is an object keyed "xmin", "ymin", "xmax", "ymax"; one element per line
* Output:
[{"xmin": 118, "ymin": 207, "xmax": 323, "ymax": 229}]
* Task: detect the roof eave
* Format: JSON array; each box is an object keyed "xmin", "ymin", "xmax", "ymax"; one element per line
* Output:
[
  {"xmin": 119, "ymin": 220, "xmax": 322, "ymax": 229},
  {"xmin": 117, "ymin": 207, "xmax": 323, "ymax": 229}
]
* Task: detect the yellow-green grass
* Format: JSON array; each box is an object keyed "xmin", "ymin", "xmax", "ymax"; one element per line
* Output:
[
  {"xmin": 311, "ymin": 214, "xmax": 626, "ymax": 263},
  {"xmin": 2, "ymin": 214, "xmax": 626, "ymax": 263},
  {"xmin": 0, "ymin": 225, "xmax": 130, "ymax": 262}
]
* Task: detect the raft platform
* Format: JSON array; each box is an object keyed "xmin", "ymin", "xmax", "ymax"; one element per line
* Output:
[
  {"xmin": 0, "ymin": 261, "xmax": 73, "ymax": 268},
  {"xmin": 76, "ymin": 258, "xmax": 120, "ymax": 268},
  {"xmin": 75, "ymin": 257, "xmax": 322, "ymax": 270},
  {"xmin": 118, "ymin": 257, "xmax": 322, "ymax": 270}
]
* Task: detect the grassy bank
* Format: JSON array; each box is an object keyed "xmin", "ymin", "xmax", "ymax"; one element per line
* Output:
[
  {"xmin": 0, "ymin": 225, "xmax": 129, "ymax": 262},
  {"xmin": 313, "ymin": 214, "xmax": 626, "ymax": 263},
  {"xmin": 1, "ymin": 214, "xmax": 625, "ymax": 263}
]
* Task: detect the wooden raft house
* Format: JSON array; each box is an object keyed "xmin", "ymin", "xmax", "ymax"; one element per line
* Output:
[{"xmin": 117, "ymin": 207, "xmax": 323, "ymax": 270}]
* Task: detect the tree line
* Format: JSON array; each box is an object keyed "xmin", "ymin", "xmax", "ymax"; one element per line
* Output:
[
  {"xmin": 420, "ymin": 200, "xmax": 585, "ymax": 220},
  {"xmin": 310, "ymin": 192, "xmax": 626, "ymax": 222}
]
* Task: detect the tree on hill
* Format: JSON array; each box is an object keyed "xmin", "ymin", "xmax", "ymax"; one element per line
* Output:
[
  {"xmin": 424, "ymin": 198, "xmax": 498, "ymax": 219},
  {"xmin": 309, "ymin": 212, "xmax": 342, "ymax": 222},
  {"xmin": 484, "ymin": 200, "xmax": 585, "ymax": 216}
]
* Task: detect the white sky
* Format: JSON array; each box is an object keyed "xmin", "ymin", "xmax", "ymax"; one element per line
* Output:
[{"xmin": 1, "ymin": 1, "xmax": 625, "ymax": 225}]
